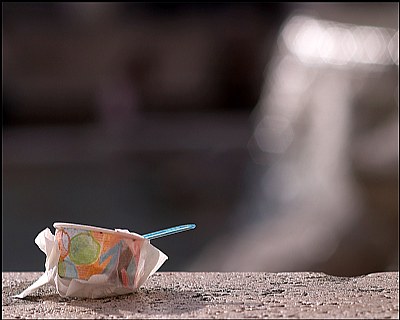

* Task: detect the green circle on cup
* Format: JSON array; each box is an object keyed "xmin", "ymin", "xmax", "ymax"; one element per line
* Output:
[
  {"xmin": 69, "ymin": 233, "xmax": 100, "ymax": 265},
  {"xmin": 58, "ymin": 261, "xmax": 66, "ymax": 277}
]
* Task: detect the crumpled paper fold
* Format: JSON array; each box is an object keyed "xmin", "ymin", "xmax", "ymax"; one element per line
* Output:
[{"xmin": 15, "ymin": 227, "xmax": 168, "ymax": 299}]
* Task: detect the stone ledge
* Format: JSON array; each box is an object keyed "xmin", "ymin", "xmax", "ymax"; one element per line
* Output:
[{"xmin": 2, "ymin": 272, "xmax": 399, "ymax": 319}]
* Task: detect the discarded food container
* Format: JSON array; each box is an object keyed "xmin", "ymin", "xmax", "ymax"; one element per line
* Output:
[{"xmin": 15, "ymin": 222, "xmax": 196, "ymax": 299}]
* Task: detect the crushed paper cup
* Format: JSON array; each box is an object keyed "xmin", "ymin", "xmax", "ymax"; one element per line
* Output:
[{"xmin": 14, "ymin": 222, "xmax": 168, "ymax": 299}]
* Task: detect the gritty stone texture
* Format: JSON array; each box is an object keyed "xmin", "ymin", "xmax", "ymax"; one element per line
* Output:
[{"xmin": 2, "ymin": 272, "xmax": 399, "ymax": 319}]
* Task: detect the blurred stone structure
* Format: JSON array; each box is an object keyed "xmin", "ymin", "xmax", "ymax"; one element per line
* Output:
[
  {"xmin": 3, "ymin": 3, "xmax": 398, "ymax": 276},
  {"xmin": 189, "ymin": 3, "xmax": 398, "ymax": 276}
]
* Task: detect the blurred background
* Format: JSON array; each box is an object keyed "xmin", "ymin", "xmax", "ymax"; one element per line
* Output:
[{"xmin": 3, "ymin": 3, "xmax": 398, "ymax": 276}]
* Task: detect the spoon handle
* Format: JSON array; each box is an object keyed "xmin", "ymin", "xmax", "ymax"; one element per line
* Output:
[{"xmin": 142, "ymin": 224, "xmax": 196, "ymax": 240}]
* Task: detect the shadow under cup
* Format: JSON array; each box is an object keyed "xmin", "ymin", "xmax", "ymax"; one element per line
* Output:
[{"xmin": 54, "ymin": 223, "xmax": 145, "ymax": 287}]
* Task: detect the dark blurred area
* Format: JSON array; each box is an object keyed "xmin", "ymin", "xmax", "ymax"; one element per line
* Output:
[{"xmin": 2, "ymin": 3, "xmax": 398, "ymax": 276}]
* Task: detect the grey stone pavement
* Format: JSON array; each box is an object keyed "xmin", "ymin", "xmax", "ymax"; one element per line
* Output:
[{"xmin": 2, "ymin": 272, "xmax": 399, "ymax": 319}]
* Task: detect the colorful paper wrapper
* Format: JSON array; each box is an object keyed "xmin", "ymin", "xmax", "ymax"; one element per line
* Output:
[{"xmin": 14, "ymin": 223, "xmax": 168, "ymax": 299}]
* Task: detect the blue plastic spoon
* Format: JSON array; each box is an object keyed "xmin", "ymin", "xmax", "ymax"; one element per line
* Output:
[{"xmin": 142, "ymin": 224, "xmax": 196, "ymax": 240}]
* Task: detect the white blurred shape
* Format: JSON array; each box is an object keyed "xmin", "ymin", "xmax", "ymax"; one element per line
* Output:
[
  {"xmin": 254, "ymin": 115, "xmax": 293, "ymax": 154},
  {"xmin": 364, "ymin": 27, "xmax": 387, "ymax": 64},
  {"xmin": 341, "ymin": 28, "xmax": 358, "ymax": 64},
  {"xmin": 318, "ymin": 26, "xmax": 336, "ymax": 64},
  {"xmin": 388, "ymin": 31, "xmax": 399, "ymax": 65},
  {"xmin": 272, "ymin": 56, "xmax": 312, "ymax": 95},
  {"xmin": 351, "ymin": 26, "xmax": 373, "ymax": 64},
  {"xmin": 293, "ymin": 18, "xmax": 324, "ymax": 64},
  {"xmin": 282, "ymin": 14, "xmax": 398, "ymax": 67},
  {"xmin": 322, "ymin": 27, "xmax": 356, "ymax": 65},
  {"xmin": 261, "ymin": 163, "xmax": 300, "ymax": 203},
  {"xmin": 280, "ymin": 15, "xmax": 308, "ymax": 51}
]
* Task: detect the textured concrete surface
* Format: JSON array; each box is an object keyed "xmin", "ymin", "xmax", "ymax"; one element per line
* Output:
[{"xmin": 2, "ymin": 272, "xmax": 399, "ymax": 319}]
